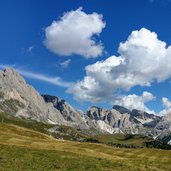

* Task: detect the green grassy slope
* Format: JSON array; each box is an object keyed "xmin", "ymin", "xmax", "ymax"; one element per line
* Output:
[
  {"xmin": 0, "ymin": 112, "xmax": 54, "ymax": 134},
  {"xmin": 91, "ymin": 134, "xmax": 151, "ymax": 147},
  {"xmin": 0, "ymin": 112, "xmax": 90, "ymax": 141},
  {"xmin": 0, "ymin": 123, "xmax": 171, "ymax": 171}
]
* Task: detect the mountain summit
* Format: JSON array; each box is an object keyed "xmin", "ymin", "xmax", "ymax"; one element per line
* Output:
[{"xmin": 0, "ymin": 67, "xmax": 66, "ymax": 124}]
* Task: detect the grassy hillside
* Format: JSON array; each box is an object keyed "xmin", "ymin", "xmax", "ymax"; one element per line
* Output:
[
  {"xmin": 0, "ymin": 123, "xmax": 171, "ymax": 171},
  {"xmin": 0, "ymin": 112, "xmax": 91, "ymax": 142},
  {"xmin": 0, "ymin": 112, "xmax": 170, "ymax": 150},
  {"xmin": 0, "ymin": 112, "xmax": 54, "ymax": 134},
  {"xmin": 91, "ymin": 134, "xmax": 151, "ymax": 147}
]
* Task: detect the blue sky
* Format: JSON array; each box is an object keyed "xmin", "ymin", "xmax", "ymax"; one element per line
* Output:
[{"xmin": 1, "ymin": 0, "xmax": 171, "ymax": 114}]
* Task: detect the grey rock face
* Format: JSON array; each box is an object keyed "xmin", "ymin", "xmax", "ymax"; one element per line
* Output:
[
  {"xmin": 113, "ymin": 105, "xmax": 131, "ymax": 114},
  {"xmin": 131, "ymin": 109, "xmax": 160, "ymax": 127},
  {"xmin": 152, "ymin": 113, "xmax": 171, "ymax": 138},
  {"xmin": 87, "ymin": 106, "xmax": 110, "ymax": 121},
  {"xmin": 42, "ymin": 94, "xmax": 89, "ymax": 129},
  {"xmin": 0, "ymin": 67, "xmax": 88, "ymax": 129},
  {"xmin": 0, "ymin": 68, "xmax": 65, "ymax": 124},
  {"xmin": 157, "ymin": 113, "xmax": 171, "ymax": 130},
  {"xmin": 87, "ymin": 106, "xmax": 139, "ymax": 134},
  {"xmin": 86, "ymin": 105, "xmax": 161, "ymax": 135}
]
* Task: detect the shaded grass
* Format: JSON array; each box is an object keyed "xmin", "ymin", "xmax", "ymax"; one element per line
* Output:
[
  {"xmin": 50, "ymin": 125, "xmax": 89, "ymax": 141},
  {"xmin": 91, "ymin": 134, "xmax": 151, "ymax": 147}
]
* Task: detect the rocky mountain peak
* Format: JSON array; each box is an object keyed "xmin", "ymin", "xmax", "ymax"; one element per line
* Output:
[
  {"xmin": 112, "ymin": 105, "xmax": 131, "ymax": 114},
  {"xmin": 3, "ymin": 67, "xmax": 18, "ymax": 75},
  {"xmin": 42, "ymin": 95, "xmax": 73, "ymax": 114},
  {"xmin": 0, "ymin": 68, "xmax": 89, "ymax": 129},
  {"xmin": 42, "ymin": 94, "xmax": 88, "ymax": 129},
  {"xmin": 87, "ymin": 106, "xmax": 109, "ymax": 120},
  {"xmin": 2, "ymin": 67, "xmax": 26, "ymax": 84},
  {"xmin": 0, "ymin": 68, "xmax": 66, "ymax": 124}
]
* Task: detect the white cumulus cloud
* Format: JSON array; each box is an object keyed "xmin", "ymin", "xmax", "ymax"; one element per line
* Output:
[
  {"xmin": 159, "ymin": 97, "xmax": 171, "ymax": 115},
  {"xmin": 44, "ymin": 7, "xmax": 105, "ymax": 58},
  {"xmin": 159, "ymin": 108, "xmax": 171, "ymax": 115},
  {"xmin": 162, "ymin": 97, "xmax": 171, "ymax": 108},
  {"xmin": 114, "ymin": 91, "xmax": 156, "ymax": 113},
  {"xmin": 67, "ymin": 56, "xmax": 124, "ymax": 102},
  {"xmin": 68, "ymin": 28, "xmax": 171, "ymax": 102}
]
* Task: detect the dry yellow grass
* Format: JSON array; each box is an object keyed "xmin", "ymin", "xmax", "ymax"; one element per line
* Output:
[{"xmin": 0, "ymin": 123, "xmax": 171, "ymax": 171}]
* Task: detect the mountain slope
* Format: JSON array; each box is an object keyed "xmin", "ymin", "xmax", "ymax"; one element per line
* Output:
[
  {"xmin": 0, "ymin": 68, "xmax": 88, "ymax": 129},
  {"xmin": 42, "ymin": 94, "xmax": 88, "ymax": 129},
  {"xmin": 86, "ymin": 106, "xmax": 160, "ymax": 135},
  {"xmin": 152, "ymin": 112, "xmax": 171, "ymax": 139},
  {"xmin": 0, "ymin": 68, "xmax": 65, "ymax": 124},
  {"xmin": 0, "ymin": 67, "xmax": 171, "ymax": 138}
]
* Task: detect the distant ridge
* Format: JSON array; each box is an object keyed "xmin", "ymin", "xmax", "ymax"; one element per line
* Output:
[{"xmin": 0, "ymin": 67, "xmax": 170, "ymax": 141}]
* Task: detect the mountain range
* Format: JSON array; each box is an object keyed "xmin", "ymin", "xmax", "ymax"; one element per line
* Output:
[{"xmin": 0, "ymin": 67, "xmax": 171, "ymax": 143}]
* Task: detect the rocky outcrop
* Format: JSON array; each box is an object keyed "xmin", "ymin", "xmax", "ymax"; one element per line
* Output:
[
  {"xmin": 87, "ymin": 106, "xmax": 142, "ymax": 134},
  {"xmin": 86, "ymin": 105, "xmax": 161, "ymax": 135},
  {"xmin": 151, "ymin": 113, "xmax": 171, "ymax": 138},
  {"xmin": 112, "ymin": 105, "xmax": 131, "ymax": 114},
  {"xmin": 42, "ymin": 94, "xmax": 88, "ymax": 129},
  {"xmin": 131, "ymin": 109, "xmax": 160, "ymax": 127}
]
